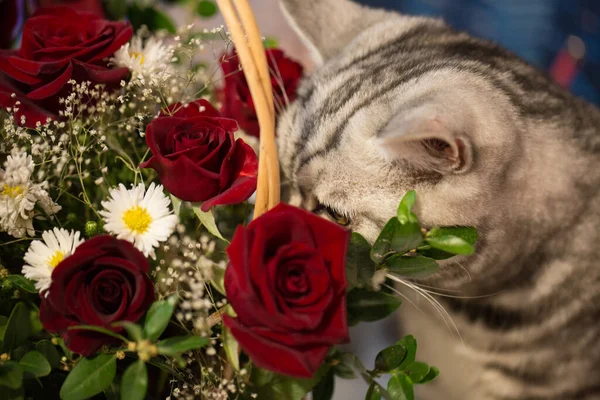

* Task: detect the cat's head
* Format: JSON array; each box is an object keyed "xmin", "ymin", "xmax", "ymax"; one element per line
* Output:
[{"xmin": 277, "ymin": 0, "xmax": 590, "ymax": 291}]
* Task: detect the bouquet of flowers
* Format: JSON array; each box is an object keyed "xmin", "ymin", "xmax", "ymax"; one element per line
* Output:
[{"xmin": 0, "ymin": 1, "xmax": 478, "ymax": 399}]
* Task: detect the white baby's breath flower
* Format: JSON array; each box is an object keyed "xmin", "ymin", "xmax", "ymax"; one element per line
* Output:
[
  {"xmin": 112, "ymin": 35, "xmax": 173, "ymax": 79},
  {"xmin": 22, "ymin": 228, "xmax": 84, "ymax": 293},
  {"xmin": 100, "ymin": 183, "xmax": 178, "ymax": 258},
  {"xmin": 0, "ymin": 150, "xmax": 61, "ymax": 238}
]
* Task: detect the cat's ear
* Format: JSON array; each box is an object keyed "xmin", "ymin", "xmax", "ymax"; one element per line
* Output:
[
  {"xmin": 375, "ymin": 103, "xmax": 473, "ymax": 174},
  {"xmin": 279, "ymin": 0, "xmax": 389, "ymax": 65}
]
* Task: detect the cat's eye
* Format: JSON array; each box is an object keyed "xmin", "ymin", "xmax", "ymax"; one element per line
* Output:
[{"xmin": 324, "ymin": 206, "xmax": 351, "ymax": 226}]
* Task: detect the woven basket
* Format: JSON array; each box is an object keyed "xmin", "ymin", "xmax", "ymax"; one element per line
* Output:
[{"xmin": 217, "ymin": 0, "xmax": 280, "ymax": 220}]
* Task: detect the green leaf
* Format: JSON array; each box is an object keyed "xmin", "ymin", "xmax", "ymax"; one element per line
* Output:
[
  {"xmin": 365, "ymin": 382, "xmax": 382, "ymax": 400},
  {"xmin": 428, "ymin": 226, "xmax": 478, "ymax": 245},
  {"xmin": 112, "ymin": 321, "xmax": 143, "ymax": 342},
  {"xmin": 105, "ymin": 0, "xmax": 127, "ymax": 19},
  {"xmin": 127, "ymin": 5, "xmax": 176, "ymax": 34},
  {"xmin": 196, "ymin": 0, "xmax": 218, "ymax": 17},
  {"xmin": 211, "ymin": 264, "xmax": 226, "ymax": 296},
  {"xmin": 312, "ymin": 368, "xmax": 334, "ymax": 400},
  {"xmin": 5, "ymin": 276, "xmax": 36, "ymax": 293},
  {"xmin": 404, "ymin": 362, "xmax": 429, "ymax": 383},
  {"xmin": 170, "ymin": 194, "xmax": 182, "ymax": 216},
  {"xmin": 390, "ymin": 222, "xmax": 423, "ymax": 255},
  {"xmin": 382, "ymin": 255, "xmax": 439, "ymax": 279},
  {"xmin": 157, "ymin": 336, "xmax": 210, "ymax": 356},
  {"xmin": 120, "ymin": 360, "xmax": 148, "ymax": 400},
  {"xmin": 192, "ymin": 205, "xmax": 227, "ymax": 242},
  {"xmin": 263, "ymin": 37, "xmax": 279, "ymax": 49},
  {"xmin": 416, "ymin": 246, "xmax": 454, "ymax": 260},
  {"xmin": 222, "ymin": 324, "xmax": 240, "ymax": 371},
  {"xmin": 0, "ymin": 361, "xmax": 23, "ymax": 389},
  {"xmin": 0, "ymin": 384, "xmax": 24, "ymax": 400},
  {"xmin": 416, "ymin": 366, "xmax": 439, "ymax": 384},
  {"xmin": 35, "ymin": 340, "xmax": 61, "ymax": 369},
  {"xmin": 396, "ymin": 336, "xmax": 417, "ymax": 370},
  {"xmin": 252, "ymin": 365, "xmax": 330, "ymax": 400},
  {"xmin": 346, "ymin": 232, "xmax": 376, "ymax": 289},
  {"xmin": 387, "ymin": 373, "xmax": 414, "ymax": 400},
  {"xmin": 0, "ymin": 316, "xmax": 8, "ymax": 341},
  {"xmin": 396, "ymin": 191, "xmax": 418, "ymax": 224},
  {"xmin": 19, "ymin": 351, "xmax": 51, "ymax": 378},
  {"xmin": 29, "ymin": 309, "xmax": 43, "ymax": 336},
  {"xmin": 347, "ymin": 288, "xmax": 402, "ymax": 325},
  {"xmin": 143, "ymin": 295, "xmax": 177, "ymax": 341},
  {"xmin": 425, "ymin": 235, "xmax": 474, "ymax": 256},
  {"xmin": 60, "ymin": 354, "xmax": 117, "ymax": 400},
  {"xmin": 3, "ymin": 303, "xmax": 31, "ymax": 353},
  {"xmin": 374, "ymin": 344, "xmax": 407, "ymax": 372},
  {"xmin": 370, "ymin": 218, "xmax": 401, "ymax": 263}
]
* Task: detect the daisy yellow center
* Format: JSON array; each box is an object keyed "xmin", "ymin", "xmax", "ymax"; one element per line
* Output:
[
  {"xmin": 130, "ymin": 52, "xmax": 145, "ymax": 65},
  {"xmin": 1, "ymin": 184, "xmax": 24, "ymax": 198},
  {"xmin": 48, "ymin": 251, "xmax": 66, "ymax": 269},
  {"xmin": 123, "ymin": 205, "xmax": 152, "ymax": 234}
]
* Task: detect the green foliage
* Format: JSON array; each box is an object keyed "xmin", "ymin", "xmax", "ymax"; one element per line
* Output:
[
  {"xmin": 35, "ymin": 340, "xmax": 61, "ymax": 369},
  {"xmin": 127, "ymin": 4, "xmax": 177, "ymax": 34},
  {"xmin": 192, "ymin": 204, "xmax": 228, "ymax": 242},
  {"xmin": 365, "ymin": 382, "xmax": 382, "ymax": 400},
  {"xmin": 346, "ymin": 288, "xmax": 402, "ymax": 325},
  {"xmin": 387, "ymin": 373, "xmax": 414, "ymax": 400},
  {"xmin": 381, "ymin": 255, "xmax": 438, "ymax": 279},
  {"xmin": 143, "ymin": 295, "xmax": 178, "ymax": 341},
  {"xmin": 196, "ymin": 0, "xmax": 218, "ymax": 18},
  {"xmin": 396, "ymin": 190, "xmax": 418, "ymax": 224},
  {"xmin": 211, "ymin": 264, "xmax": 226, "ymax": 296},
  {"xmin": 374, "ymin": 344, "xmax": 407, "ymax": 372},
  {"xmin": 19, "ymin": 351, "xmax": 51, "ymax": 378},
  {"xmin": 157, "ymin": 336, "xmax": 210, "ymax": 356},
  {"xmin": 250, "ymin": 365, "xmax": 330, "ymax": 400},
  {"xmin": 263, "ymin": 37, "xmax": 279, "ymax": 49},
  {"xmin": 120, "ymin": 360, "xmax": 148, "ymax": 400},
  {"xmin": 60, "ymin": 354, "xmax": 117, "ymax": 400},
  {"xmin": 346, "ymin": 232, "xmax": 376, "ymax": 289},
  {"xmin": 222, "ymin": 323, "xmax": 240, "ymax": 371},
  {"xmin": 3, "ymin": 276, "xmax": 36, "ymax": 293},
  {"xmin": 0, "ymin": 361, "xmax": 23, "ymax": 389},
  {"xmin": 113, "ymin": 321, "xmax": 143, "ymax": 342},
  {"xmin": 2, "ymin": 303, "xmax": 30, "ymax": 353},
  {"xmin": 312, "ymin": 367, "xmax": 335, "ymax": 400}
]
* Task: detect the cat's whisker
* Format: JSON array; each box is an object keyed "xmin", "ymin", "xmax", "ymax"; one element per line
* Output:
[
  {"xmin": 387, "ymin": 273, "xmax": 464, "ymax": 344},
  {"xmin": 382, "ymin": 283, "xmax": 425, "ymax": 315},
  {"xmin": 409, "ymin": 282, "xmax": 504, "ymax": 299}
]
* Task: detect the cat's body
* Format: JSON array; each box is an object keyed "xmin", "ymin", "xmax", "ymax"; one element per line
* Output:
[{"xmin": 277, "ymin": 1, "xmax": 600, "ymax": 399}]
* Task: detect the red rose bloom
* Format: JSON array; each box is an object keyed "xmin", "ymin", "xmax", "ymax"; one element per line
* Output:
[
  {"xmin": 140, "ymin": 99, "xmax": 258, "ymax": 211},
  {"xmin": 223, "ymin": 203, "xmax": 350, "ymax": 378},
  {"xmin": 0, "ymin": 7, "xmax": 132, "ymax": 127},
  {"xmin": 39, "ymin": 235, "xmax": 155, "ymax": 356},
  {"xmin": 218, "ymin": 48, "xmax": 303, "ymax": 137}
]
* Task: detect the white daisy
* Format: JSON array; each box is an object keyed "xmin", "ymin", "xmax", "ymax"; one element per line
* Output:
[
  {"xmin": 0, "ymin": 150, "xmax": 61, "ymax": 238},
  {"xmin": 99, "ymin": 183, "xmax": 178, "ymax": 259},
  {"xmin": 22, "ymin": 228, "xmax": 84, "ymax": 293},
  {"xmin": 111, "ymin": 35, "xmax": 174, "ymax": 80}
]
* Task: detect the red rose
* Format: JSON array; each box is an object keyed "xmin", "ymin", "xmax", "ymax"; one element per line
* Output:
[
  {"xmin": 223, "ymin": 203, "xmax": 350, "ymax": 378},
  {"xmin": 0, "ymin": 0, "xmax": 20, "ymax": 49},
  {"xmin": 218, "ymin": 48, "xmax": 303, "ymax": 137},
  {"xmin": 39, "ymin": 235, "xmax": 155, "ymax": 356},
  {"xmin": 140, "ymin": 99, "xmax": 258, "ymax": 211},
  {"xmin": 0, "ymin": 7, "xmax": 132, "ymax": 127}
]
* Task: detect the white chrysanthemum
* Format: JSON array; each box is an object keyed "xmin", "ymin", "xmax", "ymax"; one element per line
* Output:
[
  {"xmin": 111, "ymin": 35, "xmax": 173, "ymax": 79},
  {"xmin": 0, "ymin": 151, "xmax": 61, "ymax": 238},
  {"xmin": 22, "ymin": 228, "xmax": 84, "ymax": 293},
  {"xmin": 100, "ymin": 183, "xmax": 178, "ymax": 259}
]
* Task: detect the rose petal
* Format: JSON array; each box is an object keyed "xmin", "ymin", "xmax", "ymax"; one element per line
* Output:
[{"xmin": 27, "ymin": 61, "xmax": 72, "ymax": 99}]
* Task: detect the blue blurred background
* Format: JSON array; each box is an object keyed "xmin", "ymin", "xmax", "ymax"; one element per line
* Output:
[{"xmin": 360, "ymin": 0, "xmax": 600, "ymax": 105}]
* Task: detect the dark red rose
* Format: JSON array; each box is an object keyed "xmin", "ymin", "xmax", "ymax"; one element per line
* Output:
[
  {"xmin": 39, "ymin": 235, "xmax": 155, "ymax": 356},
  {"xmin": 140, "ymin": 99, "xmax": 258, "ymax": 211},
  {"xmin": 0, "ymin": 0, "xmax": 21, "ymax": 49},
  {"xmin": 218, "ymin": 48, "xmax": 303, "ymax": 137},
  {"xmin": 38, "ymin": 0, "xmax": 105, "ymax": 16},
  {"xmin": 0, "ymin": 7, "xmax": 132, "ymax": 127},
  {"xmin": 223, "ymin": 203, "xmax": 350, "ymax": 378}
]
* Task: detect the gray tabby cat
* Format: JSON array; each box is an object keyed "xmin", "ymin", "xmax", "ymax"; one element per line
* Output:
[{"xmin": 276, "ymin": 0, "xmax": 600, "ymax": 399}]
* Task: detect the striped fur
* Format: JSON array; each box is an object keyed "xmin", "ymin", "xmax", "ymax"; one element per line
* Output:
[{"xmin": 278, "ymin": 1, "xmax": 600, "ymax": 399}]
